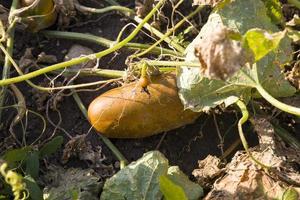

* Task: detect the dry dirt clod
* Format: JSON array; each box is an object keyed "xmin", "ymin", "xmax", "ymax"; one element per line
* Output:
[
  {"xmin": 61, "ymin": 135, "xmax": 106, "ymax": 167},
  {"xmin": 54, "ymin": 0, "xmax": 76, "ymax": 27},
  {"xmin": 192, "ymin": 155, "xmax": 224, "ymax": 189},
  {"xmin": 195, "ymin": 25, "xmax": 251, "ymax": 80},
  {"xmin": 135, "ymin": 0, "xmax": 155, "ymax": 18},
  {"xmin": 32, "ymin": 79, "xmax": 65, "ymax": 111},
  {"xmin": 64, "ymin": 44, "xmax": 96, "ymax": 71}
]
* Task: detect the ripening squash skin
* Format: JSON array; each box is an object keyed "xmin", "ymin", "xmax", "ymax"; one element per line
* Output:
[
  {"xmin": 88, "ymin": 72, "xmax": 200, "ymax": 138},
  {"xmin": 20, "ymin": 0, "xmax": 57, "ymax": 32}
]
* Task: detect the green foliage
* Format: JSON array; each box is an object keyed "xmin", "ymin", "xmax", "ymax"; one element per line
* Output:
[
  {"xmin": 1, "ymin": 137, "xmax": 63, "ymax": 200},
  {"xmin": 23, "ymin": 175, "xmax": 43, "ymax": 200},
  {"xmin": 2, "ymin": 147, "xmax": 32, "ymax": 163},
  {"xmin": 282, "ymin": 187, "xmax": 299, "ymax": 200},
  {"xmin": 39, "ymin": 136, "xmax": 64, "ymax": 158},
  {"xmin": 261, "ymin": 0, "xmax": 284, "ymax": 24},
  {"xmin": 159, "ymin": 175, "xmax": 188, "ymax": 200},
  {"xmin": 166, "ymin": 166, "xmax": 203, "ymax": 200},
  {"xmin": 100, "ymin": 151, "xmax": 203, "ymax": 200},
  {"xmin": 25, "ymin": 151, "xmax": 39, "ymax": 179},
  {"xmin": 177, "ymin": 0, "xmax": 295, "ymax": 112},
  {"xmin": 244, "ymin": 28, "xmax": 285, "ymax": 61}
]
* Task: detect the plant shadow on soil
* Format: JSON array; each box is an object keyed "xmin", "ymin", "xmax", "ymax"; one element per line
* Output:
[{"xmin": 0, "ymin": 0, "xmax": 261, "ymax": 177}]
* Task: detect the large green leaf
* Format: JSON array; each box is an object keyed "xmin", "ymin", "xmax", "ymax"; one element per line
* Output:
[
  {"xmin": 159, "ymin": 175, "xmax": 188, "ymax": 200},
  {"xmin": 100, "ymin": 151, "xmax": 203, "ymax": 200},
  {"xmin": 177, "ymin": 0, "xmax": 295, "ymax": 112},
  {"xmin": 166, "ymin": 166, "xmax": 203, "ymax": 200},
  {"xmin": 101, "ymin": 151, "xmax": 168, "ymax": 200}
]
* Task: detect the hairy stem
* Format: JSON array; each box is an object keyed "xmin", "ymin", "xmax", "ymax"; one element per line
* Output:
[
  {"xmin": 42, "ymin": 30, "xmax": 180, "ymax": 56},
  {"xmin": 0, "ymin": 43, "xmax": 122, "ymax": 91}
]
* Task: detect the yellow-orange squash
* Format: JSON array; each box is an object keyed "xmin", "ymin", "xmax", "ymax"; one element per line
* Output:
[
  {"xmin": 88, "ymin": 72, "xmax": 200, "ymax": 138},
  {"xmin": 20, "ymin": 0, "xmax": 57, "ymax": 32}
]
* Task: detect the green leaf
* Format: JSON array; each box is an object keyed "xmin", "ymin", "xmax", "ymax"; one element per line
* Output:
[
  {"xmin": 244, "ymin": 28, "xmax": 285, "ymax": 61},
  {"xmin": 159, "ymin": 175, "xmax": 188, "ymax": 200},
  {"xmin": 100, "ymin": 151, "xmax": 203, "ymax": 200},
  {"xmin": 25, "ymin": 151, "xmax": 39, "ymax": 179},
  {"xmin": 101, "ymin": 151, "xmax": 168, "ymax": 200},
  {"xmin": 2, "ymin": 146, "xmax": 32, "ymax": 163},
  {"xmin": 167, "ymin": 166, "xmax": 203, "ymax": 200},
  {"xmin": 23, "ymin": 175, "xmax": 43, "ymax": 200},
  {"xmin": 282, "ymin": 187, "xmax": 299, "ymax": 200},
  {"xmin": 178, "ymin": 0, "xmax": 295, "ymax": 112},
  {"xmin": 39, "ymin": 136, "xmax": 63, "ymax": 158},
  {"xmin": 261, "ymin": 0, "xmax": 283, "ymax": 24}
]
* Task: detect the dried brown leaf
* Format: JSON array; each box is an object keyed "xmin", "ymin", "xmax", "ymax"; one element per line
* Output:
[
  {"xmin": 194, "ymin": 25, "xmax": 250, "ymax": 80},
  {"xmin": 192, "ymin": 155, "xmax": 224, "ymax": 189},
  {"xmin": 135, "ymin": 0, "xmax": 154, "ymax": 17},
  {"xmin": 202, "ymin": 117, "xmax": 300, "ymax": 199}
]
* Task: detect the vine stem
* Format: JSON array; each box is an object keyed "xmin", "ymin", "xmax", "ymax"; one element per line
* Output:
[
  {"xmin": 42, "ymin": 30, "xmax": 180, "ymax": 56},
  {"xmin": 240, "ymin": 67, "xmax": 300, "ymax": 117},
  {"xmin": 80, "ymin": 0, "xmax": 186, "ymax": 54},
  {"xmin": 132, "ymin": 5, "xmax": 204, "ymax": 58},
  {"xmin": 71, "ymin": 90, "xmax": 128, "ymax": 168},
  {"xmin": 0, "ymin": 0, "xmax": 18, "ymax": 123},
  {"xmin": 75, "ymin": 3, "xmax": 134, "ymax": 15},
  {"xmin": 0, "ymin": 43, "xmax": 123, "ymax": 91},
  {"xmin": 288, "ymin": 0, "xmax": 300, "ymax": 9},
  {"xmin": 0, "ymin": 0, "xmax": 166, "ymax": 86},
  {"xmin": 145, "ymin": 60, "xmax": 199, "ymax": 67},
  {"xmin": 255, "ymin": 84, "xmax": 300, "ymax": 116},
  {"xmin": 235, "ymin": 99, "xmax": 270, "ymax": 169}
]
